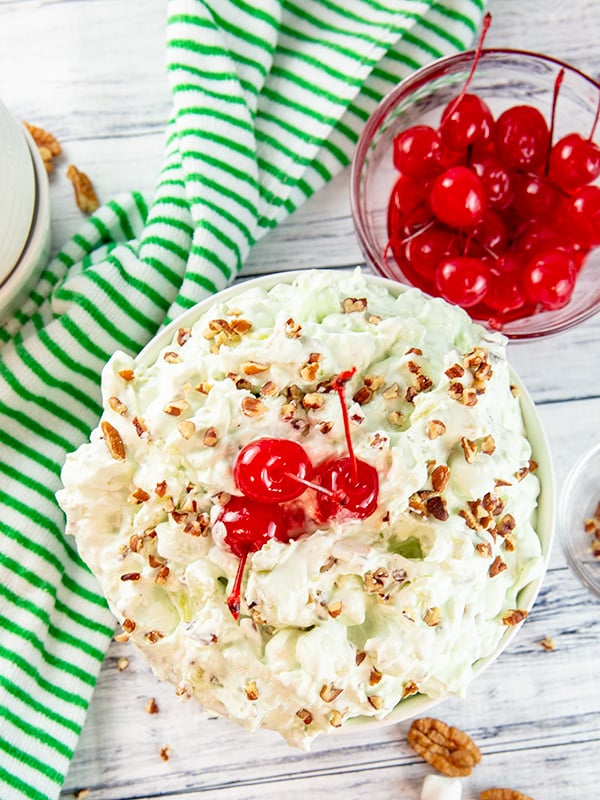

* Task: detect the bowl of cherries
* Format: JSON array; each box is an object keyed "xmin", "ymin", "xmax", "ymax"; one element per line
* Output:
[{"xmin": 350, "ymin": 15, "xmax": 600, "ymax": 339}]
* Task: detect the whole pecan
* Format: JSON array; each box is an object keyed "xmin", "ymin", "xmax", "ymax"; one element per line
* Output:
[{"xmin": 407, "ymin": 717, "xmax": 481, "ymax": 777}]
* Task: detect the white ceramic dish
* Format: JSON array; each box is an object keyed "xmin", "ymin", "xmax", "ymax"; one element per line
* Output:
[
  {"xmin": 135, "ymin": 269, "xmax": 555, "ymax": 730},
  {"xmin": 0, "ymin": 122, "xmax": 51, "ymax": 320},
  {"xmin": 0, "ymin": 98, "xmax": 36, "ymax": 281}
]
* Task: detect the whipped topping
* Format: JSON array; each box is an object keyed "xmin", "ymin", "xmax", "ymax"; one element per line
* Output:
[{"xmin": 58, "ymin": 269, "xmax": 543, "ymax": 747}]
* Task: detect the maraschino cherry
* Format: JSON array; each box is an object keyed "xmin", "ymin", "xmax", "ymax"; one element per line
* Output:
[
  {"xmin": 234, "ymin": 437, "xmax": 313, "ymax": 503},
  {"xmin": 216, "ymin": 496, "xmax": 289, "ymax": 619}
]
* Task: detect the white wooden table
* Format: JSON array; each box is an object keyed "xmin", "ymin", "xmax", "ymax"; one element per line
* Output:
[{"xmin": 2, "ymin": 1, "xmax": 599, "ymax": 798}]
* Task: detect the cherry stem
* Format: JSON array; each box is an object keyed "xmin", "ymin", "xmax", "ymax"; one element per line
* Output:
[
  {"xmin": 546, "ymin": 68, "xmax": 565, "ymax": 175},
  {"xmin": 284, "ymin": 472, "xmax": 336, "ymax": 498},
  {"xmin": 226, "ymin": 549, "xmax": 249, "ymax": 620},
  {"xmin": 589, "ymin": 86, "xmax": 600, "ymax": 141},
  {"xmin": 331, "ymin": 368, "xmax": 358, "ymax": 482},
  {"xmin": 439, "ymin": 11, "xmax": 492, "ymax": 131}
]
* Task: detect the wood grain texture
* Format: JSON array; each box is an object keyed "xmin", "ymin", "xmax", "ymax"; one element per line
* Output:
[{"xmin": 1, "ymin": 0, "xmax": 599, "ymax": 798}]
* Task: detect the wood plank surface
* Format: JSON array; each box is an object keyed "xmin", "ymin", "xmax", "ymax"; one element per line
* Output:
[{"xmin": 1, "ymin": 1, "xmax": 599, "ymax": 798}]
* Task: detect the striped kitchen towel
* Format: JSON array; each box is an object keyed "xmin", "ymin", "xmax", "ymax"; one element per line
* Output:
[{"xmin": 0, "ymin": 1, "xmax": 484, "ymax": 797}]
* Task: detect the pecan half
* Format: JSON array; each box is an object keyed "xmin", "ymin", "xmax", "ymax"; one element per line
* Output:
[
  {"xmin": 480, "ymin": 790, "xmax": 534, "ymax": 800},
  {"xmin": 101, "ymin": 420, "xmax": 126, "ymax": 460},
  {"xmin": 407, "ymin": 717, "xmax": 482, "ymax": 777},
  {"xmin": 66, "ymin": 164, "xmax": 99, "ymax": 213}
]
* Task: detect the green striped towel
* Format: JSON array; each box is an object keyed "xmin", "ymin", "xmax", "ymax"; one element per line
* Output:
[{"xmin": 0, "ymin": 1, "xmax": 484, "ymax": 797}]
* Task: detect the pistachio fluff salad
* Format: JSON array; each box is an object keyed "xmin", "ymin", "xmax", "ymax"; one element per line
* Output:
[{"xmin": 58, "ymin": 269, "xmax": 543, "ymax": 747}]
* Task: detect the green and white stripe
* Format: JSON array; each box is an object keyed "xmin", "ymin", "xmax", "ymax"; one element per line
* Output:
[{"xmin": 0, "ymin": 0, "xmax": 484, "ymax": 797}]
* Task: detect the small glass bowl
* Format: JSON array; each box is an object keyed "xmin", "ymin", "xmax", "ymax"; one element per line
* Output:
[
  {"xmin": 559, "ymin": 442, "xmax": 600, "ymax": 598},
  {"xmin": 350, "ymin": 49, "xmax": 600, "ymax": 340}
]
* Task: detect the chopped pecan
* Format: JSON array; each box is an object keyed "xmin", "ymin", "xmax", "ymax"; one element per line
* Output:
[
  {"xmin": 118, "ymin": 368, "xmax": 135, "ymax": 382},
  {"xmin": 488, "ymin": 555, "xmax": 507, "ymax": 577},
  {"xmin": 132, "ymin": 416, "xmax": 148, "ymax": 438},
  {"xmin": 423, "ymin": 607, "xmax": 441, "ymax": 627},
  {"xmin": 66, "ymin": 164, "xmax": 99, "ymax": 213},
  {"xmin": 159, "ymin": 745, "xmax": 170, "ymax": 762},
  {"xmin": 163, "ymin": 399, "xmax": 188, "ymax": 416},
  {"xmin": 445, "ymin": 363, "xmax": 465, "ymax": 379},
  {"xmin": 319, "ymin": 683, "xmax": 343, "ymax": 703},
  {"xmin": 163, "ymin": 351, "xmax": 182, "ymax": 364},
  {"xmin": 353, "ymin": 385, "xmax": 373, "ymax": 405},
  {"xmin": 230, "ymin": 318, "xmax": 252, "ymax": 335},
  {"xmin": 285, "ymin": 318, "xmax": 302, "ymax": 338},
  {"xmin": 244, "ymin": 680, "xmax": 259, "ymax": 701},
  {"xmin": 177, "ymin": 420, "xmax": 196, "ymax": 439},
  {"xmin": 260, "ymin": 381, "xmax": 278, "ymax": 397},
  {"xmin": 427, "ymin": 494, "xmax": 449, "ymax": 521},
  {"xmin": 122, "ymin": 618, "xmax": 136, "ymax": 634},
  {"xmin": 383, "ymin": 383, "xmax": 400, "ymax": 400},
  {"xmin": 502, "ymin": 608, "xmax": 528, "ymax": 626},
  {"xmin": 108, "ymin": 396, "xmax": 127, "ymax": 415},
  {"xmin": 427, "ymin": 419, "xmax": 447, "ymax": 439},
  {"xmin": 241, "ymin": 397, "xmax": 266, "ymax": 417},
  {"xmin": 128, "ymin": 487, "xmax": 150, "ymax": 504},
  {"xmin": 402, "ymin": 681, "xmax": 419, "ymax": 698},
  {"xmin": 299, "ymin": 360, "xmax": 319, "ymax": 382},
  {"xmin": 480, "ymin": 790, "xmax": 534, "ymax": 800},
  {"xmin": 101, "ymin": 420, "xmax": 126, "ymax": 460},
  {"xmin": 302, "ymin": 392, "xmax": 324, "ymax": 409},
  {"xmin": 461, "ymin": 437, "xmax": 478, "ymax": 464},
  {"xmin": 329, "ymin": 709, "xmax": 343, "ymax": 727},
  {"xmin": 120, "ymin": 572, "xmax": 141, "ymax": 582},
  {"xmin": 242, "ymin": 360, "xmax": 270, "ymax": 375},
  {"xmin": 407, "ymin": 717, "xmax": 482, "ymax": 777},
  {"xmin": 296, "ymin": 708, "xmax": 313, "ymax": 725},
  {"xmin": 203, "ymin": 426, "xmax": 219, "ymax": 447},
  {"xmin": 539, "ymin": 636, "xmax": 556, "ymax": 651},
  {"xmin": 369, "ymin": 668, "xmax": 382, "ymax": 686},
  {"xmin": 342, "ymin": 297, "xmax": 367, "ymax": 313},
  {"xmin": 145, "ymin": 697, "xmax": 159, "ymax": 714},
  {"xmin": 176, "ymin": 327, "xmax": 191, "ymax": 346},
  {"xmin": 387, "ymin": 411, "xmax": 404, "ymax": 427},
  {"xmin": 367, "ymin": 695, "xmax": 384, "ymax": 710},
  {"xmin": 328, "ymin": 600, "xmax": 343, "ymax": 618},
  {"xmin": 431, "ymin": 464, "xmax": 450, "ymax": 493},
  {"xmin": 154, "ymin": 565, "xmax": 170, "ymax": 585}
]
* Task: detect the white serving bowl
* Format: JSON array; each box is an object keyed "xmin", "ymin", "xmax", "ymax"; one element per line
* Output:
[
  {"xmin": 135, "ymin": 269, "xmax": 555, "ymax": 730},
  {"xmin": 0, "ymin": 100, "xmax": 51, "ymax": 321}
]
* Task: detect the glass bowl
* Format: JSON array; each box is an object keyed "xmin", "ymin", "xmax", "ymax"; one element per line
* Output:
[
  {"xmin": 350, "ymin": 49, "xmax": 600, "ymax": 340},
  {"xmin": 559, "ymin": 441, "xmax": 600, "ymax": 598}
]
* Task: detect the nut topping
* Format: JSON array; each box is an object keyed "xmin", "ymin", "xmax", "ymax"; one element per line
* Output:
[
  {"xmin": 101, "ymin": 420, "xmax": 126, "ymax": 460},
  {"xmin": 319, "ymin": 683, "xmax": 343, "ymax": 703},
  {"xmin": 242, "ymin": 361, "xmax": 270, "ymax": 375},
  {"xmin": 241, "ymin": 397, "xmax": 266, "ymax": 417},
  {"xmin": 342, "ymin": 297, "xmax": 367, "ymax": 313},
  {"xmin": 480, "ymin": 790, "xmax": 534, "ymax": 800},
  {"xmin": 427, "ymin": 419, "xmax": 447, "ymax": 439},
  {"xmin": 502, "ymin": 608, "xmax": 528, "ymax": 626},
  {"xmin": 488, "ymin": 555, "xmax": 507, "ymax": 577}
]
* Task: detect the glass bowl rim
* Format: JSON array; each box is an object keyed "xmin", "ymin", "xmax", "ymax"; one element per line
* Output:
[{"xmin": 558, "ymin": 439, "xmax": 600, "ymax": 599}]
